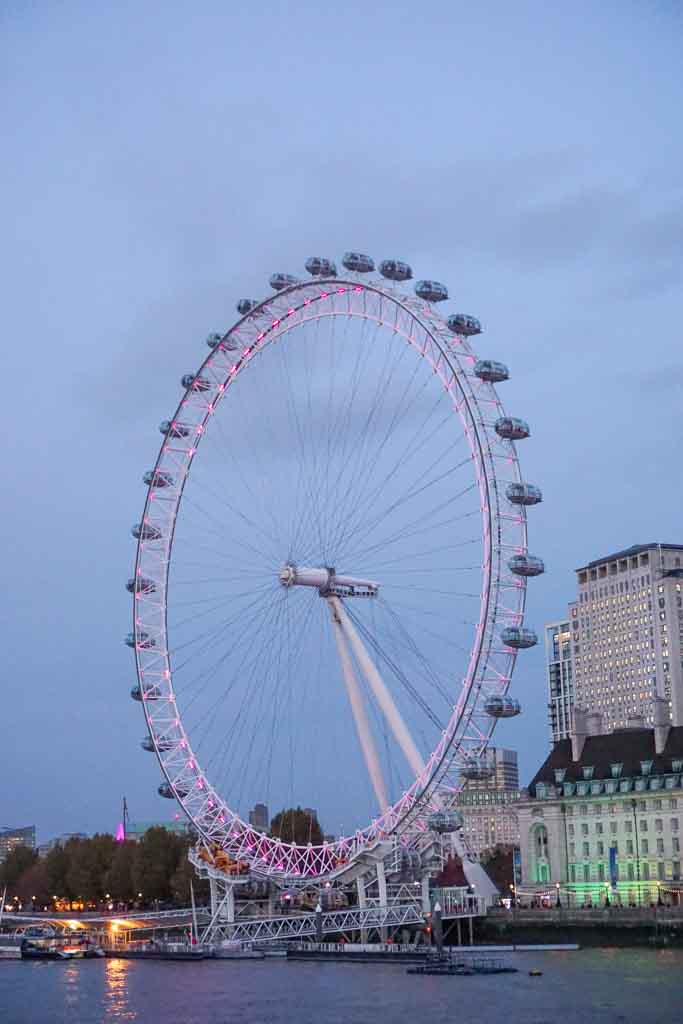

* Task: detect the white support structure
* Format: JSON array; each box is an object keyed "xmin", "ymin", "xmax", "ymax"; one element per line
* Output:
[
  {"xmin": 327, "ymin": 598, "xmax": 389, "ymax": 812},
  {"xmin": 328, "ymin": 596, "xmax": 425, "ymax": 778}
]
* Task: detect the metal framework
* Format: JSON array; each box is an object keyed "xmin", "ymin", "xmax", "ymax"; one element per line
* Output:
[{"xmin": 129, "ymin": 260, "xmax": 537, "ymax": 882}]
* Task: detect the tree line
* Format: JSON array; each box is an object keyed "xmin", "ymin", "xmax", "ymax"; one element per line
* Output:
[{"xmin": 0, "ymin": 828, "xmax": 208, "ymax": 909}]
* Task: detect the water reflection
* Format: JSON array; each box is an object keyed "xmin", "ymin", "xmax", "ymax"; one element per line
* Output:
[{"xmin": 104, "ymin": 958, "xmax": 138, "ymax": 1021}]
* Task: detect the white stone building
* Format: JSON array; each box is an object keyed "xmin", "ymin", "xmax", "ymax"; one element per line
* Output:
[{"xmin": 517, "ymin": 700, "xmax": 683, "ymax": 905}]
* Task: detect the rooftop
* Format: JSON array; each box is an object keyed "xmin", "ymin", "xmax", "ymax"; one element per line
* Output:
[
  {"xmin": 576, "ymin": 542, "xmax": 683, "ymax": 573},
  {"xmin": 528, "ymin": 726, "xmax": 683, "ymax": 791}
]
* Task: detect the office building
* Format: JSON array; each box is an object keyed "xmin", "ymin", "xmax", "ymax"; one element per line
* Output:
[
  {"xmin": 125, "ymin": 819, "xmax": 191, "ymax": 842},
  {"xmin": 248, "ymin": 803, "xmax": 269, "ymax": 831},
  {"xmin": 37, "ymin": 833, "xmax": 88, "ymax": 856},
  {"xmin": 516, "ymin": 701, "xmax": 683, "ymax": 904},
  {"xmin": 0, "ymin": 826, "xmax": 36, "ymax": 861},
  {"xmin": 453, "ymin": 747, "xmax": 522, "ymax": 858},
  {"xmin": 547, "ymin": 543, "xmax": 683, "ymax": 737},
  {"xmin": 546, "ymin": 617, "xmax": 574, "ymax": 743}
]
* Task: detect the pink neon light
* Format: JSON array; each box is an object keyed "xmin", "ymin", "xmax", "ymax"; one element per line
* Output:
[{"xmin": 115, "ymin": 822, "xmax": 125, "ymax": 842}]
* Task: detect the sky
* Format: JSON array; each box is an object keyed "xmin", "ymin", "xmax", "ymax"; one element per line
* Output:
[{"xmin": 1, "ymin": 1, "xmax": 682, "ymax": 843}]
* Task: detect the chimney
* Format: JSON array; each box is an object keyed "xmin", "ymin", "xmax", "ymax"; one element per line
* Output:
[
  {"xmin": 653, "ymin": 697, "xmax": 671, "ymax": 756},
  {"xmin": 585, "ymin": 711, "xmax": 604, "ymax": 737},
  {"xmin": 571, "ymin": 706, "xmax": 588, "ymax": 762}
]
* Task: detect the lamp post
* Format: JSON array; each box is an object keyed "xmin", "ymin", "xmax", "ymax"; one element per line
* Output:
[
  {"xmin": 604, "ymin": 884, "xmax": 610, "ymax": 908},
  {"xmin": 555, "ymin": 882, "xmax": 561, "ymax": 908}
]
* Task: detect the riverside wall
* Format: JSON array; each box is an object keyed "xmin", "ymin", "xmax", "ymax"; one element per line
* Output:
[{"xmin": 478, "ymin": 907, "xmax": 683, "ymax": 947}]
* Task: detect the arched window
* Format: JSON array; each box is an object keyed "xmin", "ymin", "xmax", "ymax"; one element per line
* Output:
[{"xmin": 531, "ymin": 823, "xmax": 550, "ymax": 883}]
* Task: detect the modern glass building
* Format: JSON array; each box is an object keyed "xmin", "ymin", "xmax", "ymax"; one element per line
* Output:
[
  {"xmin": 0, "ymin": 825, "xmax": 36, "ymax": 861},
  {"xmin": 546, "ymin": 618, "xmax": 574, "ymax": 743}
]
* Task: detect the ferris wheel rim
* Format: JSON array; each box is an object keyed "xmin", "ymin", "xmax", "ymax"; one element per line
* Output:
[{"xmin": 130, "ymin": 272, "xmax": 529, "ymax": 878}]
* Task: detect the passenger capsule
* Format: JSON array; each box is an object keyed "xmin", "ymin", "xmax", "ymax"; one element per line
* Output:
[
  {"xmin": 141, "ymin": 736, "xmax": 174, "ymax": 753},
  {"xmin": 159, "ymin": 420, "xmax": 191, "ymax": 439},
  {"xmin": 342, "ymin": 252, "xmax": 375, "ymax": 273},
  {"xmin": 132, "ymin": 522, "xmax": 162, "ymax": 541},
  {"xmin": 181, "ymin": 373, "xmax": 211, "ymax": 393},
  {"xmin": 131, "ymin": 684, "xmax": 162, "ymax": 701},
  {"xmin": 447, "ymin": 314, "xmax": 482, "ymax": 336},
  {"xmin": 126, "ymin": 576, "xmax": 156, "ymax": 595},
  {"xmin": 501, "ymin": 626, "xmax": 538, "ymax": 649},
  {"xmin": 506, "ymin": 482, "xmax": 542, "ymax": 506},
  {"xmin": 484, "ymin": 695, "xmax": 522, "ymax": 718},
  {"xmin": 236, "ymin": 299, "xmax": 257, "ymax": 316},
  {"xmin": 305, "ymin": 257, "xmax": 337, "ymax": 277},
  {"xmin": 474, "ymin": 360, "xmax": 509, "ymax": 383},
  {"xmin": 205, "ymin": 332, "xmax": 222, "ymax": 349},
  {"xmin": 379, "ymin": 259, "xmax": 413, "ymax": 282},
  {"xmin": 125, "ymin": 631, "xmax": 155, "ymax": 649},
  {"xmin": 495, "ymin": 417, "xmax": 530, "ymax": 440},
  {"xmin": 143, "ymin": 470, "xmax": 174, "ymax": 489},
  {"xmin": 158, "ymin": 781, "xmax": 188, "ymax": 799},
  {"xmin": 269, "ymin": 273, "xmax": 299, "ymax": 291},
  {"xmin": 428, "ymin": 810, "xmax": 464, "ymax": 833},
  {"xmin": 508, "ymin": 554, "xmax": 545, "ymax": 577},
  {"xmin": 460, "ymin": 757, "xmax": 494, "ymax": 781},
  {"xmin": 415, "ymin": 280, "xmax": 449, "ymax": 303}
]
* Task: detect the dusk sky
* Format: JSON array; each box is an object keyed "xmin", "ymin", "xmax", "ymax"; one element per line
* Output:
[{"xmin": 2, "ymin": 1, "xmax": 682, "ymax": 843}]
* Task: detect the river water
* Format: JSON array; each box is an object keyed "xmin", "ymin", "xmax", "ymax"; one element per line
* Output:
[{"xmin": 1, "ymin": 949, "xmax": 681, "ymax": 1023}]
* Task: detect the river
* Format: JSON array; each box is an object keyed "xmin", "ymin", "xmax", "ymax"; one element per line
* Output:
[{"xmin": 0, "ymin": 949, "xmax": 680, "ymax": 1023}]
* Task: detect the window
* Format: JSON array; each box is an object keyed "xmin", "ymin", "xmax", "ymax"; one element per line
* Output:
[
  {"xmin": 583, "ymin": 865, "xmax": 590, "ymax": 882},
  {"xmin": 611, "ymin": 763, "xmax": 623, "ymax": 778},
  {"xmin": 674, "ymin": 862, "xmax": 681, "ymax": 880},
  {"xmin": 598, "ymin": 863, "xmax": 605, "ymax": 881},
  {"xmin": 569, "ymin": 842, "xmax": 576, "ymax": 857},
  {"xmin": 643, "ymin": 863, "xmax": 650, "ymax": 880},
  {"xmin": 597, "ymin": 841, "xmax": 604, "ymax": 855},
  {"xmin": 582, "ymin": 842, "xmax": 590, "ymax": 857},
  {"xmin": 673, "ymin": 837, "xmax": 680, "ymax": 854},
  {"xmin": 581, "ymin": 824, "xmax": 589, "ymax": 836},
  {"xmin": 570, "ymin": 865, "xmax": 576, "ymax": 882},
  {"xmin": 583, "ymin": 766, "xmax": 594, "ymax": 780},
  {"xmin": 654, "ymin": 799, "xmax": 662, "ymax": 810},
  {"xmin": 640, "ymin": 820, "xmax": 648, "ymax": 832},
  {"xmin": 657, "ymin": 838, "xmax": 664, "ymax": 855},
  {"xmin": 641, "ymin": 839, "xmax": 649, "ymax": 855},
  {"xmin": 568, "ymin": 823, "xmax": 575, "ymax": 837},
  {"xmin": 627, "ymin": 862, "xmax": 635, "ymax": 880},
  {"xmin": 610, "ymin": 821, "xmax": 618, "ymax": 835},
  {"xmin": 554, "ymin": 769, "xmax": 566, "ymax": 784},
  {"xmin": 672, "ymin": 819, "xmax": 679, "ymax": 832},
  {"xmin": 655, "ymin": 818, "xmax": 663, "ymax": 832},
  {"xmin": 625, "ymin": 820, "xmax": 633, "ymax": 833}
]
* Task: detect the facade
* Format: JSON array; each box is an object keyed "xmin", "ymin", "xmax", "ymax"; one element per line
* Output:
[
  {"xmin": 125, "ymin": 819, "xmax": 191, "ymax": 842},
  {"xmin": 546, "ymin": 618, "xmax": 574, "ymax": 742},
  {"xmin": 548, "ymin": 543, "xmax": 683, "ymax": 737},
  {"xmin": 517, "ymin": 702, "xmax": 683, "ymax": 904},
  {"xmin": 456, "ymin": 788, "xmax": 524, "ymax": 857},
  {"xmin": 0, "ymin": 826, "xmax": 36, "ymax": 861},
  {"xmin": 248, "ymin": 803, "xmax": 269, "ymax": 831},
  {"xmin": 455, "ymin": 747, "xmax": 522, "ymax": 857},
  {"xmin": 37, "ymin": 832, "xmax": 88, "ymax": 856}
]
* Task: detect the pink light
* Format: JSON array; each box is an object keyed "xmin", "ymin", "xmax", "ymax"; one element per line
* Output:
[
  {"xmin": 337, "ymin": 287, "xmax": 345, "ymax": 294},
  {"xmin": 354, "ymin": 286, "xmax": 362, "ymax": 292},
  {"xmin": 320, "ymin": 291, "xmax": 328, "ymax": 298},
  {"xmin": 257, "ymin": 332, "xmax": 265, "ymax": 341},
  {"xmin": 287, "ymin": 308, "xmax": 295, "ymax": 316},
  {"xmin": 115, "ymin": 822, "xmax": 125, "ymax": 843},
  {"xmin": 272, "ymin": 319, "xmax": 280, "ymax": 328},
  {"xmin": 229, "ymin": 365, "xmax": 238, "ymax": 374},
  {"xmin": 242, "ymin": 348, "xmax": 252, "ymax": 357}
]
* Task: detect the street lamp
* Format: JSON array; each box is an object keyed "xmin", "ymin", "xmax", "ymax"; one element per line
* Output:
[
  {"xmin": 555, "ymin": 883, "xmax": 561, "ymax": 908},
  {"xmin": 604, "ymin": 884, "xmax": 610, "ymax": 908}
]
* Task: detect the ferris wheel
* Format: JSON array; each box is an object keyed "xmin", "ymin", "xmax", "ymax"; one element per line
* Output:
[{"xmin": 126, "ymin": 253, "xmax": 543, "ymax": 881}]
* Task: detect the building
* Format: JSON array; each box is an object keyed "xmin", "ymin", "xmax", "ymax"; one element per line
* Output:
[
  {"xmin": 548, "ymin": 543, "xmax": 683, "ymax": 737},
  {"xmin": 37, "ymin": 833, "xmax": 88, "ymax": 857},
  {"xmin": 248, "ymin": 803, "xmax": 269, "ymax": 831},
  {"xmin": 456, "ymin": 788, "xmax": 524, "ymax": 857},
  {"xmin": 453, "ymin": 748, "xmax": 522, "ymax": 857},
  {"xmin": 125, "ymin": 820, "xmax": 191, "ymax": 842},
  {"xmin": 517, "ymin": 700, "xmax": 683, "ymax": 905},
  {"xmin": 0, "ymin": 826, "xmax": 36, "ymax": 861},
  {"xmin": 546, "ymin": 618, "xmax": 574, "ymax": 743}
]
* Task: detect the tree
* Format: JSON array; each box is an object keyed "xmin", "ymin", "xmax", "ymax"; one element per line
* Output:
[
  {"xmin": 133, "ymin": 827, "xmax": 184, "ymax": 902},
  {"xmin": 14, "ymin": 859, "xmax": 50, "ymax": 907},
  {"xmin": 105, "ymin": 841, "xmax": 137, "ymax": 903},
  {"xmin": 0, "ymin": 845, "xmax": 37, "ymax": 891},
  {"xmin": 170, "ymin": 844, "xmax": 209, "ymax": 905},
  {"xmin": 270, "ymin": 807, "xmax": 323, "ymax": 846},
  {"xmin": 481, "ymin": 843, "xmax": 515, "ymax": 892},
  {"xmin": 45, "ymin": 843, "xmax": 70, "ymax": 900}
]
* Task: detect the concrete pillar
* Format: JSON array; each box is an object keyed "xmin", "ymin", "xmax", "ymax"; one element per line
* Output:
[
  {"xmin": 356, "ymin": 876, "xmax": 368, "ymax": 944},
  {"xmin": 421, "ymin": 875, "xmax": 430, "ymax": 913}
]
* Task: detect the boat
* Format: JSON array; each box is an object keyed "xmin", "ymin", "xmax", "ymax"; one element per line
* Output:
[
  {"xmin": 107, "ymin": 940, "xmax": 206, "ymax": 960},
  {"xmin": 408, "ymin": 954, "xmax": 518, "ymax": 976}
]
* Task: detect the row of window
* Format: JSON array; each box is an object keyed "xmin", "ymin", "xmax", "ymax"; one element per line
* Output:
[
  {"xmin": 568, "ymin": 817, "xmax": 680, "ymax": 836},
  {"xmin": 569, "ymin": 861, "xmax": 681, "ymax": 883},
  {"xmin": 569, "ymin": 836, "xmax": 680, "ymax": 857}
]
